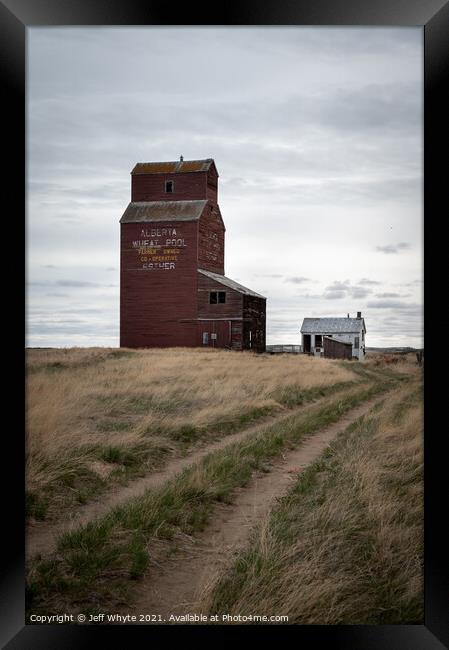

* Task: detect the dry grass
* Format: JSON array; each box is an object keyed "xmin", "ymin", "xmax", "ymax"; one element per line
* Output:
[
  {"xmin": 26, "ymin": 347, "xmax": 131, "ymax": 371},
  {"xmin": 365, "ymin": 351, "xmax": 421, "ymax": 376},
  {"xmin": 203, "ymin": 375, "xmax": 423, "ymax": 624},
  {"xmin": 25, "ymin": 348, "xmax": 354, "ymax": 518},
  {"xmin": 26, "ymin": 380, "xmax": 390, "ymax": 616}
]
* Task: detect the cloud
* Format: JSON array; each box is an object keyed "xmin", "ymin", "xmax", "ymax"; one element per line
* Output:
[
  {"xmin": 350, "ymin": 287, "xmax": 371, "ymax": 299},
  {"xmin": 324, "ymin": 290, "xmax": 346, "ymax": 300},
  {"xmin": 55, "ymin": 280, "xmax": 117, "ymax": 288},
  {"xmin": 324, "ymin": 280, "xmax": 350, "ymax": 291},
  {"xmin": 285, "ymin": 276, "xmax": 311, "ymax": 284},
  {"xmin": 279, "ymin": 82, "xmax": 420, "ymax": 137},
  {"xmin": 28, "ymin": 280, "xmax": 118, "ymax": 289},
  {"xmin": 366, "ymin": 300, "xmax": 421, "ymax": 310},
  {"xmin": 401, "ymin": 279, "xmax": 423, "ymax": 287},
  {"xmin": 375, "ymin": 292, "xmax": 403, "ymax": 298},
  {"xmin": 358, "ymin": 278, "xmax": 381, "ymax": 286},
  {"xmin": 376, "ymin": 242, "xmax": 410, "ymax": 254},
  {"xmin": 257, "ymin": 273, "xmax": 283, "ymax": 278},
  {"xmin": 323, "ymin": 280, "xmax": 371, "ymax": 300},
  {"xmin": 26, "ymin": 27, "xmax": 423, "ymax": 348},
  {"xmin": 58, "ymin": 307, "xmax": 106, "ymax": 314},
  {"xmin": 267, "ymin": 319, "xmax": 301, "ymax": 335},
  {"xmin": 55, "ymin": 280, "xmax": 100, "ymax": 287}
]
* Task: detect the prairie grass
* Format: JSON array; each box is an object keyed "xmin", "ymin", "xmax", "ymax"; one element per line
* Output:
[
  {"xmin": 26, "ymin": 378, "xmax": 392, "ymax": 617},
  {"xmin": 203, "ymin": 376, "xmax": 423, "ymax": 624},
  {"xmin": 365, "ymin": 351, "xmax": 420, "ymax": 377},
  {"xmin": 26, "ymin": 347, "xmax": 135, "ymax": 372},
  {"xmin": 26, "ymin": 348, "xmax": 355, "ymax": 519}
]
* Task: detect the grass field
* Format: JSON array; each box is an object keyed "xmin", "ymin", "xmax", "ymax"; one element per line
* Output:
[
  {"xmin": 25, "ymin": 347, "xmax": 422, "ymax": 623},
  {"xmin": 202, "ymin": 375, "xmax": 423, "ymax": 624},
  {"xmin": 26, "ymin": 348, "xmax": 355, "ymax": 520}
]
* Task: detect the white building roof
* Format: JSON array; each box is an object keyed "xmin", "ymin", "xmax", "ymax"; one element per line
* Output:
[{"xmin": 301, "ymin": 317, "xmax": 366, "ymax": 334}]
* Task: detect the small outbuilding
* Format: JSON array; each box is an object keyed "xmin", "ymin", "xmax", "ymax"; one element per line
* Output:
[{"xmin": 300, "ymin": 312, "xmax": 366, "ymax": 360}]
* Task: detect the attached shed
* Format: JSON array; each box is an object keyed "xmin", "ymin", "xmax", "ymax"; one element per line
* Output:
[
  {"xmin": 197, "ymin": 269, "xmax": 266, "ymax": 352},
  {"xmin": 323, "ymin": 336, "xmax": 353, "ymax": 360}
]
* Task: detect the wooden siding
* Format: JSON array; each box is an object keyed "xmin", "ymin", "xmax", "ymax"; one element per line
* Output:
[
  {"xmin": 197, "ymin": 272, "xmax": 243, "ymax": 350},
  {"xmin": 206, "ymin": 166, "xmax": 218, "ymax": 203},
  {"xmin": 197, "ymin": 272, "xmax": 243, "ymax": 320},
  {"xmin": 196, "ymin": 320, "xmax": 233, "ymax": 348},
  {"xmin": 132, "ymin": 171, "xmax": 208, "ymax": 202},
  {"xmin": 120, "ymin": 221, "xmax": 198, "ymax": 348},
  {"xmin": 243, "ymin": 295, "xmax": 266, "ymax": 352},
  {"xmin": 231, "ymin": 321, "xmax": 243, "ymax": 350},
  {"xmin": 323, "ymin": 336, "xmax": 352, "ymax": 360},
  {"xmin": 197, "ymin": 204, "xmax": 225, "ymax": 274},
  {"xmin": 197, "ymin": 274, "xmax": 266, "ymax": 352},
  {"xmin": 121, "ymin": 159, "xmax": 266, "ymax": 351}
]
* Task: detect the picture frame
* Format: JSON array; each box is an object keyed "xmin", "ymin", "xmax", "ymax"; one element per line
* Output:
[{"xmin": 3, "ymin": 0, "xmax": 447, "ymax": 647}]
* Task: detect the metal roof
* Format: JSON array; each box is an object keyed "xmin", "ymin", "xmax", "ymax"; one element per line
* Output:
[
  {"xmin": 198, "ymin": 269, "xmax": 266, "ymax": 299},
  {"xmin": 131, "ymin": 159, "xmax": 216, "ymax": 175},
  {"xmin": 301, "ymin": 317, "xmax": 366, "ymax": 334},
  {"xmin": 120, "ymin": 200, "xmax": 207, "ymax": 223}
]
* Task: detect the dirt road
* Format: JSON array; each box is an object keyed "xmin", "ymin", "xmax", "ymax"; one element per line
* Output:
[{"xmin": 126, "ymin": 393, "xmax": 386, "ymax": 622}]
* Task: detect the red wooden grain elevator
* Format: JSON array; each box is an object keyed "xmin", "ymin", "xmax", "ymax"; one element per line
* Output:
[{"xmin": 120, "ymin": 158, "xmax": 266, "ymax": 351}]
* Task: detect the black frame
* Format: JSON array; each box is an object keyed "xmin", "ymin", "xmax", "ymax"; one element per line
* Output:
[{"xmin": 4, "ymin": 1, "xmax": 447, "ymax": 647}]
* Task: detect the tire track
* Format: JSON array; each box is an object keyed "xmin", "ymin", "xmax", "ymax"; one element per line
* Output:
[
  {"xmin": 26, "ymin": 385, "xmax": 361, "ymax": 559},
  {"xmin": 125, "ymin": 392, "xmax": 387, "ymax": 622}
]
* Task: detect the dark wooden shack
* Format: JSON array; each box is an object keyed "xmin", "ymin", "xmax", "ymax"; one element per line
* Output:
[
  {"xmin": 323, "ymin": 336, "xmax": 353, "ymax": 360},
  {"xmin": 120, "ymin": 158, "xmax": 266, "ymax": 351}
]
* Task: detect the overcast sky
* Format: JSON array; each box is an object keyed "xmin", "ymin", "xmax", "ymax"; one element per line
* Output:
[{"xmin": 27, "ymin": 27, "xmax": 423, "ymax": 348}]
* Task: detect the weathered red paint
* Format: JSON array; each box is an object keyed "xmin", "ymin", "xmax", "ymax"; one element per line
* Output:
[
  {"xmin": 120, "ymin": 159, "xmax": 266, "ymax": 351},
  {"xmin": 120, "ymin": 220, "xmax": 198, "ymax": 348},
  {"xmin": 198, "ymin": 205, "xmax": 225, "ymax": 275},
  {"xmin": 132, "ymin": 171, "xmax": 208, "ymax": 202}
]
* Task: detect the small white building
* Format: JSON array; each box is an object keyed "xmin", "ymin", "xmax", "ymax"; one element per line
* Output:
[{"xmin": 300, "ymin": 312, "xmax": 366, "ymax": 361}]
